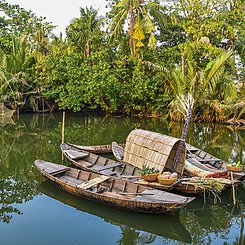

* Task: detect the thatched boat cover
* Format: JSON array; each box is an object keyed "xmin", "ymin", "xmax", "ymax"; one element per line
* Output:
[{"xmin": 123, "ymin": 129, "xmax": 186, "ymax": 175}]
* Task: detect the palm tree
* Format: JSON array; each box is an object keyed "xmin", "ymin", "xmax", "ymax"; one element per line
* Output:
[
  {"xmin": 144, "ymin": 51, "xmax": 232, "ymax": 168},
  {"xmin": 107, "ymin": 0, "xmax": 166, "ymax": 57},
  {"xmin": 160, "ymin": 51, "xmax": 233, "ymax": 120},
  {"xmin": 0, "ymin": 36, "xmax": 36, "ymax": 110},
  {"xmin": 67, "ymin": 6, "xmax": 104, "ymax": 58}
]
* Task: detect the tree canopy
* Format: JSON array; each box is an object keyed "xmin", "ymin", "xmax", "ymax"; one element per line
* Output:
[{"xmin": 0, "ymin": 0, "xmax": 244, "ymax": 123}]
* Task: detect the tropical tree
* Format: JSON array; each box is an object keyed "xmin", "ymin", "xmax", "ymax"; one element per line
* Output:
[
  {"xmin": 172, "ymin": 0, "xmax": 244, "ymax": 72},
  {"xmin": 107, "ymin": 0, "xmax": 167, "ymax": 57},
  {"xmin": 66, "ymin": 6, "xmax": 104, "ymax": 58},
  {"xmin": 0, "ymin": 0, "xmax": 54, "ymax": 53},
  {"xmin": 0, "ymin": 36, "xmax": 37, "ymax": 110},
  {"xmin": 164, "ymin": 51, "xmax": 234, "ymax": 122}
]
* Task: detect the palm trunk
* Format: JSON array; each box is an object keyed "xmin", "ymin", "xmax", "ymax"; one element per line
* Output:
[
  {"xmin": 173, "ymin": 104, "xmax": 192, "ymax": 171},
  {"xmin": 129, "ymin": 1, "xmax": 135, "ymax": 56}
]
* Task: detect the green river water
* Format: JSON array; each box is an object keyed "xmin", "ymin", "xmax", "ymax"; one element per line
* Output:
[{"xmin": 0, "ymin": 113, "xmax": 244, "ymax": 245}]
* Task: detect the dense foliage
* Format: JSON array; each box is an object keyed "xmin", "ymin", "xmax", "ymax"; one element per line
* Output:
[{"xmin": 0, "ymin": 0, "xmax": 244, "ymax": 122}]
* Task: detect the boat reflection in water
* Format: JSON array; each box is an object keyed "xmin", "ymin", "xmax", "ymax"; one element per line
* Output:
[{"xmin": 38, "ymin": 180, "xmax": 192, "ymax": 244}]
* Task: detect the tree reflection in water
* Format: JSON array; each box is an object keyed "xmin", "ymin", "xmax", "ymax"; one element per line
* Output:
[
  {"xmin": 117, "ymin": 226, "xmax": 156, "ymax": 245},
  {"xmin": 0, "ymin": 116, "xmax": 51, "ymax": 223},
  {"xmin": 0, "ymin": 178, "xmax": 23, "ymax": 223}
]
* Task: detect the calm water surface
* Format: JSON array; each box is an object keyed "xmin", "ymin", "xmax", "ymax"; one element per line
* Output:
[{"xmin": 0, "ymin": 113, "xmax": 244, "ymax": 245}]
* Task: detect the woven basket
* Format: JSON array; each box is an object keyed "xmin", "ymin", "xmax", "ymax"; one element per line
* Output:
[
  {"xmin": 141, "ymin": 173, "xmax": 159, "ymax": 182},
  {"xmin": 226, "ymin": 165, "xmax": 243, "ymax": 172},
  {"xmin": 158, "ymin": 176, "xmax": 177, "ymax": 185}
]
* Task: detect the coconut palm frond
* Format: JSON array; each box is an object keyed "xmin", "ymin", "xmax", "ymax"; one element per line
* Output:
[
  {"xmin": 141, "ymin": 13, "xmax": 155, "ymax": 34},
  {"xmin": 148, "ymin": 33, "xmax": 156, "ymax": 49},
  {"xmin": 116, "ymin": 0, "xmax": 130, "ymax": 8},
  {"xmin": 177, "ymin": 93, "xmax": 194, "ymax": 115},
  {"xmin": 146, "ymin": 2, "xmax": 168, "ymax": 25},
  {"xmin": 209, "ymin": 65, "xmax": 225, "ymax": 94},
  {"xmin": 205, "ymin": 51, "xmax": 232, "ymax": 84},
  {"xmin": 234, "ymin": 100, "xmax": 245, "ymax": 119},
  {"xmin": 224, "ymin": 79, "xmax": 237, "ymax": 101},
  {"xmin": 107, "ymin": 9, "xmax": 128, "ymax": 38}
]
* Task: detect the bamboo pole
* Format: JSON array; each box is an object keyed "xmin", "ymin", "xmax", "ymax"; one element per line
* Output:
[
  {"xmin": 230, "ymin": 171, "xmax": 236, "ymax": 206},
  {"xmin": 61, "ymin": 111, "xmax": 65, "ymax": 162},
  {"xmin": 62, "ymin": 111, "xmax": 65, "ymax": 144}
]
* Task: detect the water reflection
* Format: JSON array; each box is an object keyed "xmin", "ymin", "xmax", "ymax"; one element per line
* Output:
[
  {"xmin": 38, "ymin": 180, "xmax": 192, "ymax": 244},
  {"xmin": 168, "ymin": 122, "xmax": 245, "ymax": 164},
  {"xmin": 0, "ymin": 113, "xmax": 244, "ymax": 244},
  {"xmin": 181, "ymin": 187, "xmax": 245, "ymax": 244},
  {"xmin": 0, "ymin": 114, "xmax": 58, "ymax": 223},
  {"xmin": 0, "ymin": 117, "xmax": 15, "ymax": 127}
]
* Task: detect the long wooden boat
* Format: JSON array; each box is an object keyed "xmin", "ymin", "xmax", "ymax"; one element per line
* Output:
[
  {"xmin": 69, "ymin": 141, "xmax": 227, "ymax": 171},
  {"xmin": 34, "ymin": 159, "xmax": 195, "ymax": 214},
  {"xmin": 38, "ymin": 180, "xmax": 193, "ymax": 243}
]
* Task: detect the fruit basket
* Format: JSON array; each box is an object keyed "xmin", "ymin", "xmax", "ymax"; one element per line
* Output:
[
  {"xmin": 140, "ymin": 166, "xmax": 160, "ymax": 182},
  {"xmin": 158, "ymin": 176, "xmax": 177, "ymax": 185},
  {"xmin": 226, "ymin": 165, "xmax": 243, "ymax": 172},
  {"xmin": 141, "ymin": 173, "xmax": 159, "ymax": 182}
]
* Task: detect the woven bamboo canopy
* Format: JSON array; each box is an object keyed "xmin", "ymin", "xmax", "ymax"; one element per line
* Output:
[{"xmin": 123, "ymin": 129, "xmax": 186, "ymax": 176}]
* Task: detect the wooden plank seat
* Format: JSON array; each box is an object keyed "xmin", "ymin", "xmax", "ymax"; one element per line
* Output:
[
  {"xmin": 59, "ymin": 175, "xmax": 83, "ymax": 185},
  {"xmin": 77, "ymin": 176, "xmax": 110, "ymax": 190},
  {"xmin": 187, "ymin": 153, "xmax": 220, "ymax": 163},
  {"xmin": 63, "ymin": 150, "xmax": 89, "ymax": 160},
  {"xmin": 49, "ymin": 168, "xmax": 70, "ymax": 176},
  {"xmin": 92, "ymin": 162, "xmax": 123, "ymax": 172},
  {"xmin": 99, "ymin": 169, "xmax": 118, "ymax": 176},
  {"xmin": 197, "ymin": 158, "xmax": 221, "ymax": 163},
  {"xmin": 43, "ymin": 162, "xmax": 70, "ymax": 176}
]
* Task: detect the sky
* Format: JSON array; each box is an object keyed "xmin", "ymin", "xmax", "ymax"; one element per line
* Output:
[{"xmin": 6, "ymin": 0, "xmax": 108, "ymax": 34}]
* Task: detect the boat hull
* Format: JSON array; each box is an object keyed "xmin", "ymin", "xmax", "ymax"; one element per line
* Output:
[{"xmin": 35, "ymin": 160, "xmax": 195, "ymax": 214}]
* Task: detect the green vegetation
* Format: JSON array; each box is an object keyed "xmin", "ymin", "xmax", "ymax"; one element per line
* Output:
[
  {"xmin": 0, "ymin": 0, "xmax": 244, "ymax": 123},
  {"xmin": 140, "ymin": 165, "xmax": 160, "ymax": 175}
]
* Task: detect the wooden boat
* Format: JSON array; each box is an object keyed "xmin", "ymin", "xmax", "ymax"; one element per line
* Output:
[
  {"xmin": 38, "ymin": 180, "xmax": 193, "ymax": 243},
  {"xmin": 67, "ymin": 142, "xmax": 125, "ymax": 154},
  {"xmin": 61, "ymin": 143, "xmax": 176, "ymax": 191},
  {"xmin": 34, "ymin": 159, "xmax": 195, "ymax": 214},
  {"xmin": 0, "ymin": 103, "xmax": 15, "ymax": 118}
]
